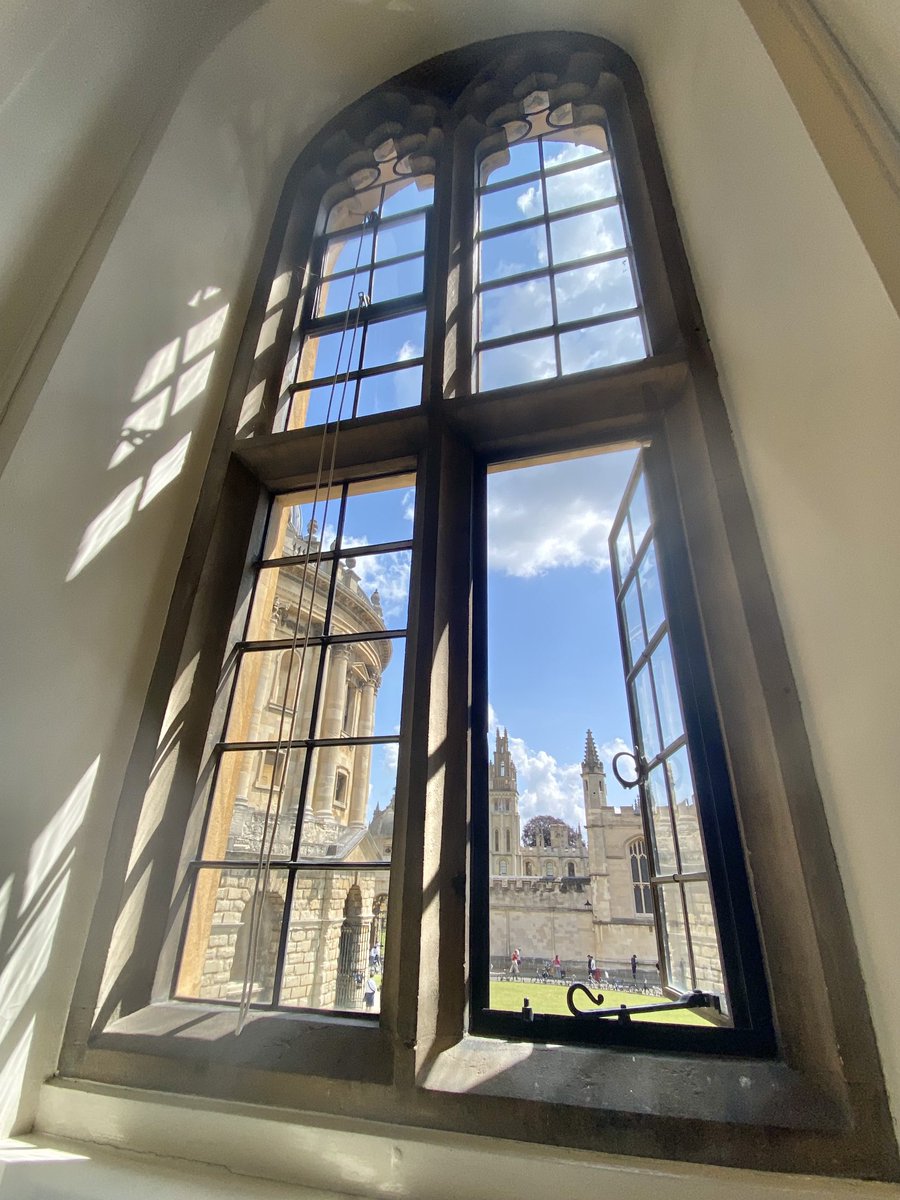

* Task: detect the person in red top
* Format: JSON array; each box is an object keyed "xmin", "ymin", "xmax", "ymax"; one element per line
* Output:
[
  {"xmin": 552, "ymin": 954, "xmax": 562, "ymax": 978},
  {"xmin": 510, "ymin": 948, "xmax": 520, "ymax": 977}
]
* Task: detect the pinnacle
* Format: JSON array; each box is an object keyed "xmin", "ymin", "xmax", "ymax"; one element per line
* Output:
[{"xmin": 583, "ymin": 728, "xmax": 602, "ymax": 772}]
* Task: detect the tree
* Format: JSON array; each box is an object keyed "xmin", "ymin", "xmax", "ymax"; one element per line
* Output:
[{"xmin": 522, "ymin": 814, "xmax": 583, "ymax": 849}]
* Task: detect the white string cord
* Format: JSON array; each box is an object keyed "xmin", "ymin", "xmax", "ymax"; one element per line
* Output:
[{"xmin": 235, "ymin": 214, "xmax": 375, "ymax": 1031}]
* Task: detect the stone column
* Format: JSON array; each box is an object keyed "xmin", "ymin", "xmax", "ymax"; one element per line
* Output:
[
  {"xmin": 349, "ymin": 677, "xmax": 378, "ymax": 827},
  {"xmin": 312, "ymin": 644, "xmax": 351, "ymax": 818}
]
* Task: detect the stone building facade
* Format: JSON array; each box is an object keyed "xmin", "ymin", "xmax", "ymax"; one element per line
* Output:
[{"xmin": 180, "ymin": 510, "xmax": 394, "ymax": 1012}]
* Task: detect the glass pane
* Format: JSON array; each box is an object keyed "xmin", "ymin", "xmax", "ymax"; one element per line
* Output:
[
  {"xmin": 311, "ymin": 639, "xmax": 405, "ymax": 739},
  {"xmin": 632, "ymin": 662, "xmax": 661, "ymax": 760},
  {"xmin": 622, "ymin": 576, "xmax": 645, "ymax": 666},
  {"xmin": 321, "ymin": 229, "xmax": 374, "ymax": 277},
  {"xmin": 487, "ymin": 447, "xmax": 669, "ymax": 1017},
  {"xmin": 265, "ymin": 489, "xmax": 343, "ymax": 560},
  {"xmin": 176, "ymin": 867, "xmax": 284, "ymax": 1004},
  {"xmin": 545, "ymin": 160, "xmax": 616, "ymax": 214},
  {"xmin": 316, "ymin": 272, "xmax": 358, "ymax": 318},
  {"xmin": 550, "ymin": 206, "xmax": 626, "ymax": 265},
  {"xmin": 666, "ymin": 745, "xmax": 706, "ymax": 874},
  {"xmin": 614, "ymin": 518, "xmax": 633, "ymax": 579},
  {"xmin": 558, "ymin": 315, "xmax": 646, "ymax": 375},
  {"xmin": 658, "ymin": 883, "xmax": 692, "ymax": 994},
  {"xmin": 299, "ymin": 327, "xmax": 362, "ymax": 385},
  {"xmin": 480, "ymin": 179, "xmax": 544, "ymax": 231},
  {"xmin": 480, "ymin": 226, "xmax": 548, "ymax": 282},
  {"xmin": 355, "ymin": 365, "xmax": 422, "ymax": 418},
  {"xmin": 380, "ymin": 177, "xmax": 433, "ymax": 217},
  {"xmin": 554, "ymin": 257, "xmax": 637, "ymax": 324},
  {"xmin": 480, "ymin": 277, "xmax": 553, "ymax": 341},
  {"xmin": 297, "ymin": 744, "xmax": 399, "ymax": 861},
  {"xmin": 341, "ymin": 477, "xmax": 416, "ymax": 551},
  {"xmin": 480, "ymin": 138, "xmax": 541, "ymax": 186},
  {"xmin": 282, "ymin": 866, "xmax": 391, "ymax": 1012},
  {"xmin": 374, "ymin": 213, "xmax": 426, "ymax": 261},
  {"xmin": 478, "ymin": 336, "xmax": 556, "ymax": 391},
  {"xmin": 542, "ymin": 126, "xmax": 608, "ymax": 165},
  {"xmin": 289, "ymin": 383, "xmax": 351, "ymax": 430},
  {"xmin": 246, "ymin": 562, "xmax": 332, "ymax": 643},
  {"xmin": 651, "ymin": 635, "xmax": 683, "ymax": 751},
  {"xmin": 637, "ymin": 541, "xmax": 665, "ymax": 642},
  {"xmin": 362, "ymin": 311, "xmax": 425, "ymax": 370},
  {"xmin": 629, "ymin": 474, "xmax": 652, "ymax": 549},
  {"xmin": 684, "ymin": 880, "xmax": 727, "ymax": 1010},
  {"xmin": 224, "ymin": 647, "xmax": 322, "ymax": 743},
  {"xmin": 333, "ymin": 549, "xmax": 412, "ymax": 629},
  {"xmin": 370, "ymin": 256, "xmax": 423, "ymax": 305},
  {"xmin": 201, "ymin": 749, "xmax": 306, "ymax": 862},
  {"xmin": 646, "ymin": 763, "xmax": 677, "ymax": 875}
]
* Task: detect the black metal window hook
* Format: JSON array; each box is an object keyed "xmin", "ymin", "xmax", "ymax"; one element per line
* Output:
[{"xmin": 611, "ymin": 747, "xmax": 647, "ymax": 789}]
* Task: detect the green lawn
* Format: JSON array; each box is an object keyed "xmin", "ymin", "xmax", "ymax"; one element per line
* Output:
[{"xmin": 490, "ymin": 980, "xmax": 717, "ymax": 1027}]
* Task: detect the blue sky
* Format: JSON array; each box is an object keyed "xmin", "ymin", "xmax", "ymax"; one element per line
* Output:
[{"xmin": 305, "ymin": 448, "xmax": 644, "ymax": 831}]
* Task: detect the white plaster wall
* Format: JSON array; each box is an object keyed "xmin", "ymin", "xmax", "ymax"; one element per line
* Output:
[
  {"xmin": 0, "ymin": 0, "xmax": 899, "ymax": 1164},
  {"xmin": 635, "ymin": 0, "xmax": 900, "ymax": 1131}
]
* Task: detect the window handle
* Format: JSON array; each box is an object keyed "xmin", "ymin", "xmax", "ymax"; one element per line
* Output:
[{"xmin": 612, "ymin": 747, "xmax": 647, "ymax": 789}]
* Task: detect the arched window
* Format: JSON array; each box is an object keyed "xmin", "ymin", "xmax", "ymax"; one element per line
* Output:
[
  {"xmin": 90, "ymin": 41, "xmax": 847, "ymax": 1146},
  {"xmin": 630, "ymin": 838, "xmax": 652, "ymax": 916}
]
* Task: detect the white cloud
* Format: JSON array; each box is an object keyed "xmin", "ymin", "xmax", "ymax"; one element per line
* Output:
[
  {"xmin": 397, "ymin": 339, "xmax": 417, "ymax": 362},
  {"xmin": 505, "ymin": 731, "xmax": 586, "ymax": 833},
  {"xmin": 354, "ymin": 551, "xmax": 410, "ymax": 622},
  {"xmin": 515, "ymin": 185, "xmax": 541, "ymax": 216},
  {"xmin": 487, "ymin": 450, "xmax": 638, "ymax": 578}
]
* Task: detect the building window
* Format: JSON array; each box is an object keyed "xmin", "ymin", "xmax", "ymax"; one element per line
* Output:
[
  {"xmin": 65, "ymin": 34, "xmax": 896, "ymax": 1178},
  {"xmin": 505, "ymin": 829, "xmax": 511, "ymax": 853},
  {"xmin": 629, "ymin": 838, "xmax": 652, "ymax": 916}
]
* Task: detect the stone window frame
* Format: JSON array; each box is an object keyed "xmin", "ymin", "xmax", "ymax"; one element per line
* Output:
[{"xmin": 57, "ymin": 32, "xmax": 898, "ymax": 1181}]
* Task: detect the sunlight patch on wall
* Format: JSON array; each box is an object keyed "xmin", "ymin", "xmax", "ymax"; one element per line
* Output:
[
  {"xmin": 22, "ymin": 759, "xmax": 99, "ymax": 913},
  {"xmin": 66, "ymin": 479, "xmax": 142, "ymax": 580},
  {"xmin": 139, "ymin": 433, "xmax": 191, "ymax": 511}
]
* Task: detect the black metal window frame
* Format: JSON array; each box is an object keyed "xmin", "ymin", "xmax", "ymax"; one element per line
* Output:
[{"xmin": 172, "ymin": 470, "xmax": 415, "ymax": 1016}]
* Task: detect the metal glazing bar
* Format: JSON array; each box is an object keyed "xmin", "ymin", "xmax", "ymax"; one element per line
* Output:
[
  {"xmin": 475, "ymin": 194, "xmax": 621, "ymax": 242},
  {"xmin": 476, "ymin": 306, "xmax": 641, "ymax": 354},
  {"xmin": 288, "ymin": 354, "xmax": 425, "ymax": 395}
]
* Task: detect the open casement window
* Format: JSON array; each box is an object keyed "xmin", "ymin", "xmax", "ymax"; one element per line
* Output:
[
  {"xmin": 610, "ymin": 456, "xmax": 726, "ymax": 1009},
  {"xmin": 62, "ymin": 34, "xmax": 898, "ymax": 1180}
]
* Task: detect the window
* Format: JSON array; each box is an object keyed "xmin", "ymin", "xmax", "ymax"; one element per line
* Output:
[
  {"xmin": 64, "ymin": 33, "xmax": 894, "ymax": 1180},
  {"xmin": 629, "ymin": 838, "xmax": 651, "ymax": 916}
]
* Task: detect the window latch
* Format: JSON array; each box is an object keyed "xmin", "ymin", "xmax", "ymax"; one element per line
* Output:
[
  {"xmin": 611, "ymin": 747, "xmax": 647, "ymax": 789},
  {"xmin": 563, "ymin": 984, "xmax": 721, "ymax": 1023}
]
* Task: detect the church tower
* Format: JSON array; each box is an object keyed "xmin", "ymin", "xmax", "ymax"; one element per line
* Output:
[
  {"xmin": 489, "ymin": 728, "xmax": 522, "ymax": 876},
  {"xmin": 583, "ymin": 729, "xmax": 612, "ymax": 922}
]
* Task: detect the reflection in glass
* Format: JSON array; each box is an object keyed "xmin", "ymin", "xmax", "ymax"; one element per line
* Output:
[
  {"xmin": 658, "ymin": 884, "xmax": 691, "ymax": 994},
  {"xmin": 651, "ymin": 636, "xmax": 683, "ymax": 752},
  {"xmin": 374, "ymin": 213, "xmax": 426, "ymax": 261},
  {"xmin": 370, "ymin": 257, "xmax": 424, "ymax": 305},
  {"xmin": 638, "ymin": 543, "xmax": 664, "ymax": 641},
  {"xmin": 667, "ymin": 746, "xmax": 705, "ymax": 874},
  {"xmin": 622, "ymin": 577, "xmax": 645, "ymax": 666},
  {"xmin": 341, "ymin": 478, "xmax": 416, "ymax": 551},
  {"xmin": 684, "ymin": 881, "xmax": 726, "ymax": 1007},
  {"xmin": 362, "ymin": 312, "xmax": 425, "ymax": 371},
  {"xmin": 633, "ymin": 663, "xmax": 661, "ymax": 761},
  {"xmin": 646, "ymin": 763, "xmax": 677, "ymax": 875}
]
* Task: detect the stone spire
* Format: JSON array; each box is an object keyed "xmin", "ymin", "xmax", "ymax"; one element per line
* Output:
[
  {"xmin": 489, "ymin": 727, "xmax": 517, "ymax": 792},
  {"xmin": 583, "ymin": 729, "xmax": 602, "ymax": 773}
]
